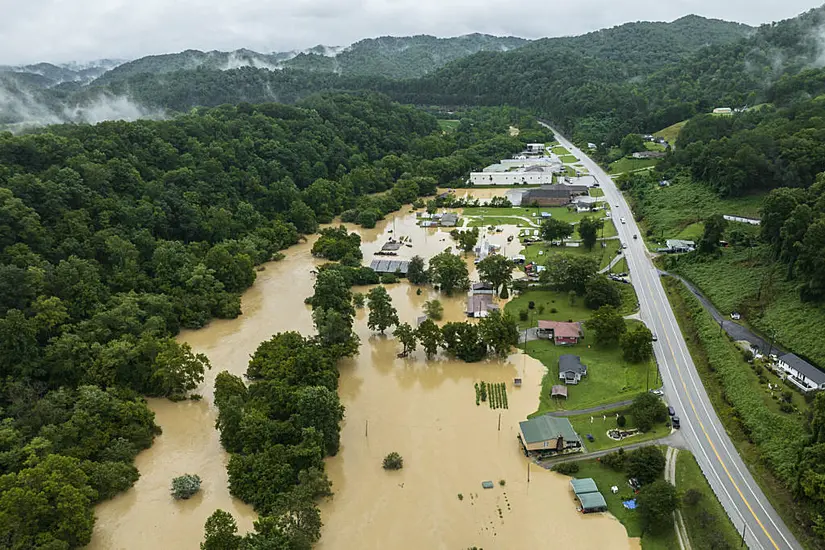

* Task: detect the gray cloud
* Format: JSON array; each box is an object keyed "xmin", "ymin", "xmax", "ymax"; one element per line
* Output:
[{"xmin": 0, "ymin": 0, "xmax": 819, "ymax": 65}]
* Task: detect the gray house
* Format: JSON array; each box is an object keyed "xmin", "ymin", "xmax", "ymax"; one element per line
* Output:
[
  {"xmin": 559, "ymin": 354, "xmax": 587, "ymax": 385},
  {"xmin": 777, "ymin": 353, "xmax": 825, "ymax": 392}
]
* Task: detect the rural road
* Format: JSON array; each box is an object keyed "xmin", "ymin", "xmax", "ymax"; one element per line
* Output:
[{"xmin": 541, "ymin": 122, "xmax": 801, "ymax": 550}]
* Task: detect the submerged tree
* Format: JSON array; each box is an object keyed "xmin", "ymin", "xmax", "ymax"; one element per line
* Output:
[
  {"xmin": 171, "ymin": 474, "xmax": 202, "ymax": 500},
  {"xmin": 367, "ymin": 286, "xmax": 399, "ymax": 333},
  {"xmin": 394, "ymin": 322, "xmax": 418, "ymax": 356}
]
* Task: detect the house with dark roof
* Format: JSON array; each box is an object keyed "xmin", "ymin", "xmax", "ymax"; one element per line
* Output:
[
  {"xmin": 538, "ymin": 321, "xmax": 583, "ymax": 345},
  {"xmin": 777, "ymin": 353, "xmax": 825, "ymax": 392},
  {"xmin": 559, "ymin": 354, "xmax": 587, "ymax": 384},
  {"xmin": 517, "ymin": 414, "xmax": 581, "ymax": 458},
  {"xmin": 440, "ymin": 212, "xmax": 459, "ymax": 227}
]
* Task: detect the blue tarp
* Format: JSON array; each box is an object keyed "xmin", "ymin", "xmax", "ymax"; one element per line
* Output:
[
  {"xmin": 622, "ymin": 499, "xmax": 637, "ymax": 510},
  {"xmin": 482, "ymin": 481, "xmax": 494, "ymax": 489}
]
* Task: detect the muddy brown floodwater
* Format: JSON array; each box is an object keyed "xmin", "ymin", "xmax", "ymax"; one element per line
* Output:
[{"xmin": 87, "ymin": 206, "xmax": 639, "ymax": 549}]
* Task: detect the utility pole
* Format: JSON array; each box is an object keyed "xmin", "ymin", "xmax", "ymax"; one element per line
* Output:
[
  {"xmin": 528, "ymin": 462, "xmax": 531, "ymax": 483},
  {"xmin": 740, "ymin": 519, "xmax": 748, "ymax": 548},
  {"xmin": 719, "ymin": 319, "xmax": 724, "ymax": 336},
  {"xmin": 498, "ymin": 413, "xmax": 501, "ymax": 432},
  {"xmin": 365, "ymin": 420, "xmax": 368, "ymax": 438}
]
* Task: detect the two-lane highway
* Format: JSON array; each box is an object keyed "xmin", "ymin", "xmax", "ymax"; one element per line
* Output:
[{"xmin": 541, "ymin": 123, "xmax": 801, "ymax": 550}]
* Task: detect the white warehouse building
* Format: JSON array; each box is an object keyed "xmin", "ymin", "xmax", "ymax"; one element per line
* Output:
[{"xmin": 469, "ymin": 165, "xmax": 555, "ymax": 186}]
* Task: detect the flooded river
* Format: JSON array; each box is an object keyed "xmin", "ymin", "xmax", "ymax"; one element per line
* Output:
[{"xmin": 87, "ymin": 205, "xmax": 638, "ymax": 549}]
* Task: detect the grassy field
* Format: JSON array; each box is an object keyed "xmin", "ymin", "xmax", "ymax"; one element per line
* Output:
[
  {"xmin": 662, "ymin": 277, "xmax": 815, "ymax": 549},
  {"xmin": 644, "ymin": 141, "xmax": 667, "ymax": 152},
  {"xmin": 589, "ymin": 187, "xmax": 605, "ymax": 197},
  {"xmin": 524, "ymin": 321, "xmax": 656, "ymax": 413},
  {"xmin": 628, "ymin": 177, "xmax": 764, "ymax": 244},
  {"xmin": 521, "ymin": 241, "xmax": 622, "ymax": 270},
  {"xmin": 551, "ymin": 146, "xmax": 570, "ymax": 155},
  {"xmin": 506, "ymin": 284, "xmax": 637, "ymax": 328},
  {"xmin": 567, "ymin": 459, "xmax": 679, "ymax": 549},
  {"xmin": 676, "ymin": 451, "xmax": 743, "ymax": 549},
  {"xmin": 667, "ymin": 246, "xmax": 825, "ymax": 368},
  {"xmin": 465, "ymin": 216, "xmax": 536, "ymax": 228},
  {"xmin": 607, "ymin": 256, "xmax": 628, "ymax": 274},
  {"xmin": 654, "ymin": 120, "xmax": 688, "ymax": 145},
  {"xmin": 568, "ymin": 406, "xmax": 671, "ymax": 452},
  {"xmin": 438, "ymin": 119, "xmax": 460, "ymax": 132},
  {"xmin": 559, "ymin": 154, "xmax": 579, "ymax": 164},
  {"xmin": 517, "ymin": 205, "xmax": 587, "ymax": 223},
  {"xmin": 506, "ymin": 289, "xmax": 593, "ymax": 328},
  {"xmin": 461, "ymin": 206, "xmax": 527, "ymax": 218},
  {"xmin": 608, "ymin": 157, "xmax": 660, "ymax": 174}
]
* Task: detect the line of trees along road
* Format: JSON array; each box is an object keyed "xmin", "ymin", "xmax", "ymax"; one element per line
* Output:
[{"xmin": 0, "ymin": 96, "xmax": 542, "ymax": 548}]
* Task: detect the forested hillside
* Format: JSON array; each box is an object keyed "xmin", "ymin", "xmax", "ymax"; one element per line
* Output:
[
  {"xmin": 283, "ymin": 33, "xmax": 527, "ymax": 79},
  {"xmin": 0, "ymin": 94, "xmax": 538, "ymax": 548},
  {"xmin": 92, "ymin": 34, "xmax": 526, "ymax": 85}
]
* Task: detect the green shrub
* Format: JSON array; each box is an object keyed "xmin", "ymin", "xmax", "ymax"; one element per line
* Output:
[
  {"xmin": 171, "ymin": 474, "xmax": 201, "ymax": 500},
  {"xmin": 383, "ymin": 452, "xmax": 404, "ymax": 470},
  {"xmin": 617, "ymin": 414, "xmax": 627, "ymax": 428},
  {"xmin": 519, "ymin": 309, "xmax": 529, "ymax": 321},
  {"xmin": 551, "ymin": 462, "xmax": 580, "ymax": 475}
]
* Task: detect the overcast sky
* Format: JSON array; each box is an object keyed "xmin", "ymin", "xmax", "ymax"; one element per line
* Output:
[{"xmin": 0, "ymin": 0, "xmax": 821, "ymax": 65}]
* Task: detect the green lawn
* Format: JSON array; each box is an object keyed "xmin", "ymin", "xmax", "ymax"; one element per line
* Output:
[
  {"xmin": 461, "ymin": 206, "xmax": 528, "ymax": 218},
  {"xmin": 524, "ymin": 321, "xmax": 656, "ymax": 413},
  {"xmin": 521, "ymin": 241, "xmax": 622, "ymax": 270},
  {"xmin": 506, "ymin": 290, "xmax": 593, "ymax": 328},
  {"xmin": 465, "ymin": 216, "xmax": 536, "ymax": 228},
  {"xmin": 551, "ymin": 146, "xmax": 570, "ymax": 155},
  {"xmin": 518, "ymin": 205, "xmax": 587, "ymax": 224},
  {"xmin": 608, "ymin": 157, "xmax": 660, "ymax": 174},
  {"xmin": 676, "ymin": 451, "xmax": 743, "ymax": 549},
  {"xmin": 607, "ymin": 256, "xmax": 628, "ymax": 274},
  {"xmin": 568, "ymin": 406, "xmax": 671, "ymax": 452},
  {"xmin": 654, "ymin": 120, "xmax": 687, "ymax": 146},
  {"xmin": 438, "ymin": 119, "xmax": 460, "ymax": 132},
  {"xmin": 559, "ymin": 154, "xmax": 579, "ymax": 164},
  {"xmin": 566, "ymin": 459, "xmax": 679, "ymax": 549},
  {"xmin": 589, "ymin": 187, "xmax": 605, "ymax": 198},
  {"xmin": 644, "ymin": 141, "xmax": 667, "ymax": 152}
]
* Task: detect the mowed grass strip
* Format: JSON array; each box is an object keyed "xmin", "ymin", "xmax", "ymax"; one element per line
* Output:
[
  {"xmin": 676, "ymin": 451, "xmax": 743, "ymax": 549},
  {"xmin": 568, "ymin": 407, "xmax": 670, "ymax": 452}
]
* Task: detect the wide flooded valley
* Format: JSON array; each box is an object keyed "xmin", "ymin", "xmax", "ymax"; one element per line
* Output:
[{"xmin": 87, "ymin": 204, "xmax": 638, "ymax": 549}]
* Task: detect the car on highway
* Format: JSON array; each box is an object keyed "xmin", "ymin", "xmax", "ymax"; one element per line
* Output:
[
  {"xmin": 672, "ymin": 416, "xmax": 681, "ymax": 429},
  {"xmin": 633, "ymin": 234, "xmax": 637, "ymax": 240},
  {"xmin": 652, "ymin": 333, "xmax": 657, "ymax": 341},
  {"xmin": 620, "ymin": 217, "xmax": 626, "ymax": 224},
  {"xmin": 650, "ymin": 389, "xmax": 664, "ymax": 396},
  {"xmin": 622, "ymin": 243, "xmax": 627, "ymax": 249},
  {"xmin": 667, "ymin": 406, "xmax": 675, "ymax": 416}
]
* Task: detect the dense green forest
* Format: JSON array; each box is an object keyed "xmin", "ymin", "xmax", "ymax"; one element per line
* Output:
[{"xmin": 0, "ymin": 94, "xmax": 540, "ymax": 547}]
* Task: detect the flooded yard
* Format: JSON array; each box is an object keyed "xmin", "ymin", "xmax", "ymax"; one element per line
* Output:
[{"xmin": 86, "ymin": 204, "xmax": 638, "ymax": 549}]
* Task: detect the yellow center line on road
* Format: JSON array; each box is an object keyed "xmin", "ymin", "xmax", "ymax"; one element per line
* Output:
[{"xmin": 641, "ymin": 271, "xmax": 780, "ymax": 550}]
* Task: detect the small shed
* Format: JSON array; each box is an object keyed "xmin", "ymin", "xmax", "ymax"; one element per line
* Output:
[
  {"xmin": 551, "ymin": 385, "xmax": 568, "ymax": 399},
  {"xmin": 481, "ymin": 481, "xmax": 494, "ymax": 489},
  {"xmin": 570, "ymin": 478, "xmax": 599, "ymax": 495},
  {"xmin": 577, "ymin": 492, "xmax": 607, "ymax": 513}
]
